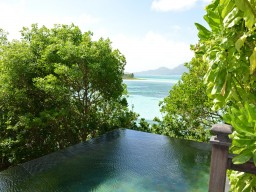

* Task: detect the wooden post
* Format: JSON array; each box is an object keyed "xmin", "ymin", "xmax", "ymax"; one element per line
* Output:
[{"xmin": 208, "ymin": 124, "xmax": 232, "ymax": 192}]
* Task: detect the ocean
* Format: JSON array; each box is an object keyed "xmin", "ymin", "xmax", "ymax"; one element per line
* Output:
[{"xmin": 123, "ymin": 75, "xmax": 181, "ymax": 122}]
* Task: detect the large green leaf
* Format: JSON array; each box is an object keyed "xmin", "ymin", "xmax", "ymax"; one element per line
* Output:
[
  {"xmin": 235, "ymin": 0, "xmax": 255, "ymax": 29},
  {"xmin": 249, "ymin": 47, "xmax": 256, "ymax": 74},
  {"xmin": 229, "ymin": 107, "xmax": 255, "ymax": 136},
  {"xmin": 235, "ymin": 34, "xmax": 247, "ymax": 51},
  {"xmin": 223, "ymin": 7, "xmax": 240, "ymax": 28},
  {"xmin": 235, "ymin": 0, "xmax": 247, "ymax": 11},
  {"xmin": 244, "ymin": 103, "xmax": 256, "ymax": 124},
  {"xmin": 253, "ymin": 150, "xmax": 256, "ymax": 166},
  {"xmin": 232, "ymin": 149, "xmax": 252, "ymax": 164},
  {"xmin": 194, "ymin": 23, "xmax": 211, "ymax": 40},
  {"xmin": 232, "ymin": 138, "xmax": 254, "ymax": 148},
  {"xmin": 227, "ymin": 17, "xmax": 243, "ymax": 28},
  {"xmin": 221, "ymin": 0, "xmax": 235, "ymax": 18},
  {"xmin": 204, "ymin": 8, "xmax": 222, "ymax": 32}
]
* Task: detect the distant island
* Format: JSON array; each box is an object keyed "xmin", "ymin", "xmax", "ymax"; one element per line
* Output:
[
  {"xmin": 123, "ymin": 73, "xmax": 135, "ymax": 79},
  {"xmin": 133, "ymin": 64, "xmax": 188, "ymax": 76}
]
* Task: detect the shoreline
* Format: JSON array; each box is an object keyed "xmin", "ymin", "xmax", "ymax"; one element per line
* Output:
[{"xmin": 122, "ymin": 77, "xmax": 145, "ymax": 80}]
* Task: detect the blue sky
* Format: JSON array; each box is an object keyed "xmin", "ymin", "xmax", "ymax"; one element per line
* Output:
[{"xmin": 0, "ymin": 0, "xmax": 211, "ymax": 72}]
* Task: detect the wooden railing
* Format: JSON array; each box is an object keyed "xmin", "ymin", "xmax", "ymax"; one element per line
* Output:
[{"xmin": 208, "ymin": 124, "xmax": 256, "ymax": 192}]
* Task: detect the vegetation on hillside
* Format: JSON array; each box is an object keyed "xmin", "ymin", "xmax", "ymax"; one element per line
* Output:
[{"xmin": 0, "ymin": 24, "xmax": 138, "ymax": 170}]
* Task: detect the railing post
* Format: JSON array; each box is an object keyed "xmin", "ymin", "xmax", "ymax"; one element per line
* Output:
[{"xmin": 208, "ymin": 124, "xmax": 232, "ymax": 192}]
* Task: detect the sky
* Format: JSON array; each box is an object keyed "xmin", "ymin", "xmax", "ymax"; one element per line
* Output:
[{"xmin": 0, "ymin": 0, "xmax": 212, "ymax": 72}]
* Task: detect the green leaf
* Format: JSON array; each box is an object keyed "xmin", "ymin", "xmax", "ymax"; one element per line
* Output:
[
  {"xmin": 244, "ymin": 103, "xmax": 256, "ymax": 123},
  {"xmin": 205, "ymin": 0, "xmax": 219, "ymax": 13},
  {"xmin": 233, "ymin": 149, "xmax": 252, "ymax": 164},
  {"xmin": 244, "ymin": 13, "xmax": 255, "ymax": 30},
  {"xmin": 231, "ymin": 115, "xmax": 254, "ymax": 136},
  {"xmin": 235, "ymin": 34, "xmax": 247, "ymax": 51},
  {"xmin": 223, "ymin": 7, "xmax": 240, "ymax": 28},
  {"xmin": 253, "ymin": 150, "xmax": 256, "ymax": 166},
  {"xmin": 223, "ymin": 113, "xmax": 232, "ymax": 124},
  {"xmin": 232, "ymin": 138, "xmax": 254, "ymax": 147},
  {"xmin": 227, "ymin": 17, "xmax": 243, "ymax": 28},
  {"xmin": 221, "ymin": 76, "xmax": 228, "ymax": 96},
  {"xmin": 235, "ymin": 0, "xmax": 255, "ymax": 29},
  {"xmin": 204, "ymin": 9, "xmax": 222, "ymax": 32},
  {"xmin": 221, "ymin": 0, "xmax": 235, "ymax": 18},
  {"xmin": 250, "ymin": 47, "xmax": 256, "ymax": 74},
  {"xmin": 194, "ymin": 23, "xmax": 211, "ymax": 40},
  {"xmin": 235, "ymin": 0, "xmax": 247, "ymax": 11}
]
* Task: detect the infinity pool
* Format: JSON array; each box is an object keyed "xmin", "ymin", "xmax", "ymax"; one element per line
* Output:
[{"xmin": 0, "ymin": 129, "xmax": 211, "ymax": 191}]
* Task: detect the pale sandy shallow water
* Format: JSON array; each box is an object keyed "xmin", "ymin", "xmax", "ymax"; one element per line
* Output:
[{"xmin": 123, "ymin": 75, "xmax": 180, "ymax": 121}]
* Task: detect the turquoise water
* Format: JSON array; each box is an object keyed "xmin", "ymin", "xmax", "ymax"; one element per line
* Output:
[
  {"xmin": 0, "ymin": 129, "xmax": 211, "ymax": 191},
  {"xmin": 123, "ymin": 75, "xmax": 181, "ymax": 121}
]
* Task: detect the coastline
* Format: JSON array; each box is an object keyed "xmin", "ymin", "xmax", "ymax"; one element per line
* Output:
[{"xmin": 122, "ymin": 77, "xmax": 145, "ymax": 80}]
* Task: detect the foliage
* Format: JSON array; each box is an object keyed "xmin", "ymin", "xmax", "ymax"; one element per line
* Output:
[
  {"xmin": 196, "ymin": 0, "xmax": 256, "ymax": 191},
  {"xmin": 228, "ymin": 170, "xmax": 256, "ymax": 192},
  {"xmin": 159, "ymin": 53, "xmax": 222, "ymax": 142},
  {"xmin": 0, "ymin": 24, "xmax": 138, "ymax": 169}
]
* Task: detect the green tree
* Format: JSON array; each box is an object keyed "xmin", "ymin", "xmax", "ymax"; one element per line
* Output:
[
  {"xmin": 159, "ymin": 52, "xmax": 222, "ymax": 142},
  {"xmin": 0, "ymin": 24, "xmax": 137, "ymax": 169},
  {"xmin": 195, "ymin": 0, "xmax": 256, "ymax": 191}
]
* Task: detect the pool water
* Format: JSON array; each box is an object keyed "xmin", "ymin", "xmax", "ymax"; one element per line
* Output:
[{"xmin": 0, "ymin": 129, "xmax": 211, "ymax": 191}]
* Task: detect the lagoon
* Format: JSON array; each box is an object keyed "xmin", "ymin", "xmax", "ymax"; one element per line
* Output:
[{"xmin": 123, "ymin": 75, "xmax": 180, "ymax": 121}]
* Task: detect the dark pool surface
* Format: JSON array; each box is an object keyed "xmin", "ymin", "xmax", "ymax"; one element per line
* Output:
[{"xmin": 0, "ymin": 129, "xmax": 211, "ymax": 192}]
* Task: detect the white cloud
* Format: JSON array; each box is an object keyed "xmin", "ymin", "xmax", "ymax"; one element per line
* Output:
[
  {"xmin": 151, "ymin": 0, "xmax": 212, "ymax": 12},
  {"xmin": 0, "ymin": 1, "xmax": 195, "ymax": 73},
  {"xmin": 0, "ymin": 1, "xmax": 100, "ymax": 40},
  {"xmin": 111, "ymin": 32, "xmax": 193, "ymax": 72}
]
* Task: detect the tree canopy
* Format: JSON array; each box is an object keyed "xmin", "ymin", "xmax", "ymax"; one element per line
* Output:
[
  {"xmin": 159, "ymin": 52, "xmax": 222, "ymax": 142},
  {"xmin": 0, "ymin": 24, "xmax": 137, "ymax": 169}
]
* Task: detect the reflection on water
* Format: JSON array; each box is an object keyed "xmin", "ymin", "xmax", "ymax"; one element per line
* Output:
[{"xmin": 0, "ymin": 129, "xmax": 211, "ymax": 192}]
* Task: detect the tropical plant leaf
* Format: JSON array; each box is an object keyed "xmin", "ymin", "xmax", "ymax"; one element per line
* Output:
[
  {"xmin": 221, "ymin": 0, "xmax": 235, "ymax": 18},
  {"xmin": 232, "ymin": 150, "xmax": 252, "ymax": 164},
  {"xmin": 194, "ymin": 23, "xmax": 211, "ymax": 40},
  {"xmin": 235, "ymin": 34, "xmax": 247, "ymax": 51},
  {"xmin": 249, "ymin": 47, "xmax": 256, "ymax": 74}
]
